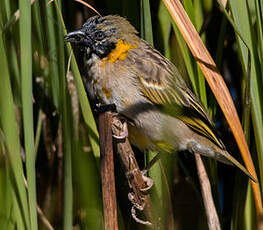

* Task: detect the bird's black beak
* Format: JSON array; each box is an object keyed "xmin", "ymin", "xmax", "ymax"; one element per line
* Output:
[{"xmin": 64, "ymin": 30, "xmax": 85, "ymax": 43}]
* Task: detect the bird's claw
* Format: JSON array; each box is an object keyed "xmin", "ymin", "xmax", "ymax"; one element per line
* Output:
[
  {"xmin": 112, "ymin": 116, "xmax": 128, "ymax": 140},
  {"xmin": 140, "ymin": 170, "xmax": 154, "ymax": 192},
  {"xmin": 128, "ymin": 193, "xmax": 152, "ymax": 226}
]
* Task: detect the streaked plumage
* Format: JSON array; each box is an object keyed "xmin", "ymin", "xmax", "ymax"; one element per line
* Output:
[{"xmin": 65, "ymin": 15, "xmax": 253, "ymax": 180}]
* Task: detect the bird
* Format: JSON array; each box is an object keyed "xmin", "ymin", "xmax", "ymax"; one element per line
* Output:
[{"xmin": 65, "ymin": 15, "xmax": 254, "ymax": 180}]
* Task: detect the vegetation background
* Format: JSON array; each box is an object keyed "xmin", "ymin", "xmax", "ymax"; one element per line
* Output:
[{"xmin": 0, "ymin": 0, "xmax": 263, "ymax": 229}]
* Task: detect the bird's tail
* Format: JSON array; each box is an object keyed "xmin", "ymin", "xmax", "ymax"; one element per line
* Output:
[{"xmin": 215, "ymin": 149, "xmax": 257, "ymax": 183}]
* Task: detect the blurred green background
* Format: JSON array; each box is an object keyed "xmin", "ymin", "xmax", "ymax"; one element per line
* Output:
[{"xmin": 0, "ymin": 0, "xmax": 263, "ymax": 229}]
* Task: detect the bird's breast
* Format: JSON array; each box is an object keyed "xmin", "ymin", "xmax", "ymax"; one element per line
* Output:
[{"xmin": 84, "ymin": 52, "xmax": 144, "ymax": 112}]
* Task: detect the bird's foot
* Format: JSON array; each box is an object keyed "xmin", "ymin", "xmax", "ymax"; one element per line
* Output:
[
  {"xmin": 128, "ymin": 193, "xmax": 152, "ymax": 226},
  {"xmin": 140, "ymin": 170, "xmax": 154, "ymax": 192},
  {"xmin": 112, "ymin": 115, "xmax": 128, "ymax": 140}
]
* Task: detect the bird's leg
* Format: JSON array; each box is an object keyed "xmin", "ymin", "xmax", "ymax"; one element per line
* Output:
[
  {"xmin": 140, "ymin": 153, "xmax": 161, "ymax": 192},
  {"xmin": 143, "ymin": 153, "xmax": 161, "ymax": 172}
]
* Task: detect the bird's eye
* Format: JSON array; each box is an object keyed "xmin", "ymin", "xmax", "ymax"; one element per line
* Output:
[{"xmin": 94, "ymin": 31, "xmax": 104, "ymax": 40}]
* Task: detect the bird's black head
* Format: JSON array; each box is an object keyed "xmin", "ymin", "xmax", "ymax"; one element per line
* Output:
[{"xmin": 65, "ymin": 15, "xmax": 138, "ymax": 58}]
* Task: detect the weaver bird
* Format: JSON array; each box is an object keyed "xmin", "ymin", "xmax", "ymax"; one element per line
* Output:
[{"xmin": 65, "ymin": 15, "xmax": 253, "ymax": 180}]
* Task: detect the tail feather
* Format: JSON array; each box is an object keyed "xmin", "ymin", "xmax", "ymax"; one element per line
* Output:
[
  {"xmin": 215, "ymin": 150, "xmax": 257, "ymax": 183},
  {"xmin": 187, "ymin": 138, "xmax": 257, "ymax": 182}
]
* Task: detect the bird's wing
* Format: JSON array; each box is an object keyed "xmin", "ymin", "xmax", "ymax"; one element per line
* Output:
[{"xmin": 130, "ymin": 41, "xmax": 225, "ymax": 149}]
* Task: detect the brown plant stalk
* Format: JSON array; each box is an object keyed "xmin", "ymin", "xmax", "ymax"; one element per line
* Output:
[
  {"xmin": 99, "ymin": 111, "xmax": 118, "ymax": 230},
  {"xmin": 195, "ymin": 154, "xmax": 221, "ymax": 230}
]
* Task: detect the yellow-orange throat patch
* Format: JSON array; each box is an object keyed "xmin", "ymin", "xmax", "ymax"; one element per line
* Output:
[{"xmin": 106, "ymin": 39, "xmax": 136, "ymax": 63}]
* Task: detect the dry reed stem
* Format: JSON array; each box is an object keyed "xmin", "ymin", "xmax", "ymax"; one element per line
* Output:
[
  {"xmin": 74, "ymin": 0, "xmax": 101, "ymax": 16},
  {"xmin": 99, "ymin": 112, "xmax": 118, "ymax": 230},
  {"xmin": 24, "ymin": 177, "xmax": 54, "ymax": 230},
  {"xmin": 195, "ymin": 154, "xmax": 221, "ymax": 230}
]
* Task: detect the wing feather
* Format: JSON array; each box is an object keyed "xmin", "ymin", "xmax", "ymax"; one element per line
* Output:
[{"xmin": 131, "ymin": 41, "xmax": 225, "ymax": 149}]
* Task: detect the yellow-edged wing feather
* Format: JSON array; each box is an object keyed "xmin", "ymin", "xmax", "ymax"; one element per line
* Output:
[{"xmin": 132, "ymin": 40, "xmax": 224, "ymax": 149}]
